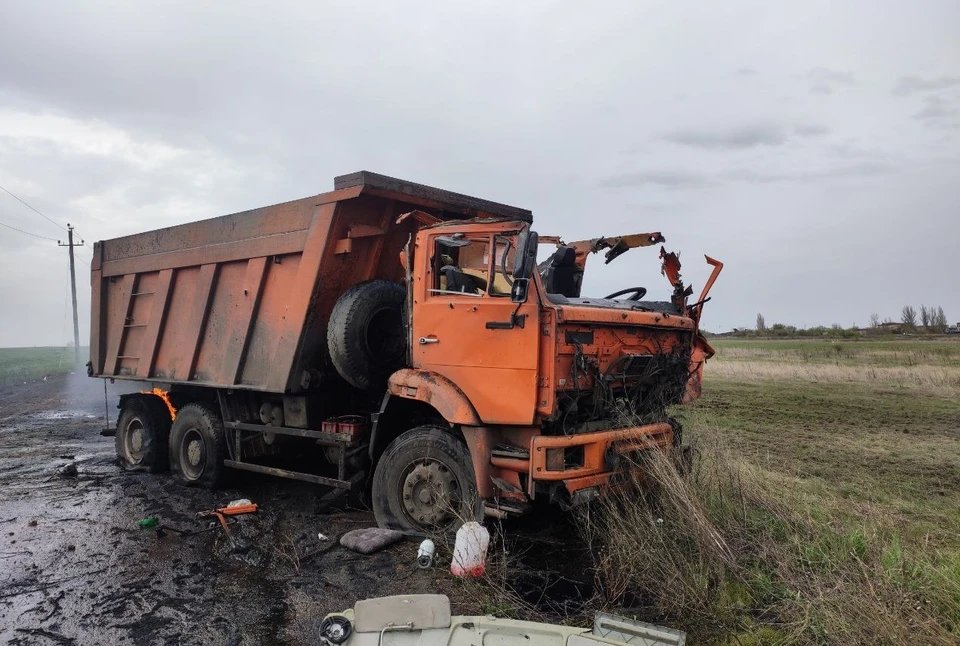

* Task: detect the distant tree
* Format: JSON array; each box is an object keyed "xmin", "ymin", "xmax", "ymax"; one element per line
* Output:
[
  {"xmin": 869, "ymin": 313, "xmax": 880, "ymax": 328},
  {"xmin": 920, "ymin": 305, "xmax": 931, "ymax": 329},
  {"xmin": 902, "ymin": 305, "xmax": 917, "ymax": 329},
  {"xmin": 756, "ymin": 313, "xmax": 766, "ymax": 334},
  {"xmin": 933, "ymin": 306, "xmax": 948, "ymax": 333}
]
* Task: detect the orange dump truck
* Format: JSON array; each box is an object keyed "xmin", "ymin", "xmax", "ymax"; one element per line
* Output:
[{"xmin": 90, "ymin": 171, "xmax": 722, "ymax": 532}]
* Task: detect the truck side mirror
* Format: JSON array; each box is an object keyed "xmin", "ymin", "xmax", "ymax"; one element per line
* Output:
[
  {"xmin": 513, "ymin": 231, "xmax": 539, "ymax": 279},
  {"xmin": 511, "ymin": 278, "xmax": 529, "ymax": 303}
]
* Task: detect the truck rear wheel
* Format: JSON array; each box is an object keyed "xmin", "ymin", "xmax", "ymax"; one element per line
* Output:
[
  {"xmin": 372, "ymin": 425, "xmax": 481, "ymax": 534},
  {"xmin": 169, "ymin": 402, "xmax": 227, "ymax": 488},
  {"xmin": 115, "ymin": 396, "xmax": 171, "ymax": 473},
  {"xmin": 326, "ymin": 280, "xmax": 407, "ymax": 391}
]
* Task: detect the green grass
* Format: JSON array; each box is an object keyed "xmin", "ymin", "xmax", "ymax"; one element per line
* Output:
[
  {"xmin": 0, "ymin": 346, "xmax": 86, "ymax": 386},
  {"xmin": 649, "ymin": 336, "xmax": 960, "ymax": 643}
]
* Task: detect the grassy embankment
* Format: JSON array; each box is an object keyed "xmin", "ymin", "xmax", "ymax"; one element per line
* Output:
[
  {"xmin": 459, "ymin": 337, "xmax": 960, "ymax": 645},
  {"xmin": 592, "ymin": 337, "xmax": 960, "ymax": 644},
  {"xmin": 0, "ymin": 346, "xmax": 86, "ymax": 386}
]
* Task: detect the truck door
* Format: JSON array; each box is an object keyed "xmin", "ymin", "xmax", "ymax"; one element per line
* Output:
[{"xmin": 412, "ymin": 229, "xmax": 540, "ymax": 425}]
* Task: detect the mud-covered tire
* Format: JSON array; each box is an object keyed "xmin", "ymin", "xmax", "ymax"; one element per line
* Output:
[
  {"xmin": 115, "ymin": 396, "xmax": 172, "ymax": 473},
  {"xmin": 168, "ymin": 402, "xmax": 227, "ymax": 489},
  {"xmin": 326, "ymin": 280, "xmax": 407, "ymax": 391},
  {"xmin": 372, "ymin": 425, "xmax": 481, "ymax": 534}
]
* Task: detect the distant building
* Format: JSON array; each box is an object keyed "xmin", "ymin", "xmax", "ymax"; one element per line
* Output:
[{"xmin": 876, "ymin": 322, "xmax": 903, "ymax": 334}]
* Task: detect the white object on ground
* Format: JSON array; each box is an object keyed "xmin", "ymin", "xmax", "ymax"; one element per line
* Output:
[
  {"xmin": 450, "ymin": 521, "xmax": 489, "ymax": 577},
  {"xmin": 226, "ymin": 498, "xmax": 252, "ymax": 508},
  {"xmin": 417, "ymin": 539, "xmax": 435, "ymax": 568}
]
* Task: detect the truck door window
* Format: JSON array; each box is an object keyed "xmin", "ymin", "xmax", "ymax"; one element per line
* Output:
[
  {"xmin": 490, "ymin": 236, "xmax": 515, "ymax": 296},
  {"xmin": 432, "ymin": 235, "xmax": 491, "ymax": 296}
]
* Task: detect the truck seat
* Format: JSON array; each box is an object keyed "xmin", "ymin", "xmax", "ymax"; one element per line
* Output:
[{"xmin": 544, "ymin": 247, "xmax": 578, "ymax": 297}]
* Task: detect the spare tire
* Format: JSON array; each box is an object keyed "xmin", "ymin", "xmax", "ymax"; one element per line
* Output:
[{"xmin": 327, "ymin": 280, "xmax": 407, "ymax": 390}]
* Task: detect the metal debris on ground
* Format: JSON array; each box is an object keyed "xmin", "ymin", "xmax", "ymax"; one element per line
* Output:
[
  {"xmin": 197, "ymin": 502, "xmax": 259, "ymax": 539},
  {"xmin": 321, "ymin": 594, "xmax": 686, "ymax": 646}
]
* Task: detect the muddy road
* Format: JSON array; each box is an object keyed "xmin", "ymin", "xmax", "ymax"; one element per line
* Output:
[{"xmin": 0, "ymin": 375, "xmax": 590, "ymax": 645}]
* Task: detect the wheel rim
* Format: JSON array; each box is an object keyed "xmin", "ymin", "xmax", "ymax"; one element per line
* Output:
[
  {"xmin": 179, "ymin": 428, "xmax": 206, "ymax": 480},
  {"xmin": 365, "ymin": 306, "xmax": 405, "ymax": 364},
  {"xmin": 399, "ymin": 458, "xmax": 460, "ymax": 528},
  {"xmin": 123, "ymin": 418, "xmax": 145, "ymax": 464}
]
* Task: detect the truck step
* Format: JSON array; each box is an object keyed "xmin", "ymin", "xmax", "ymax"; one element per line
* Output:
[
  {"xmin": 491, "ymin": 444, "xmax": 529, "ymax": 460},
  {"xmin": 223, "ymin": 459, "xmax": 354, "ymax": 490}
]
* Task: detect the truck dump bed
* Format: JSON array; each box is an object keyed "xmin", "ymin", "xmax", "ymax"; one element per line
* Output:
[{"xmin": 89, "ymin": 172, "xmax": 531, "ymax": 394}]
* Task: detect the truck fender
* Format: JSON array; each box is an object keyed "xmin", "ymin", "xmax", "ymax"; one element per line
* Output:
[
  {"xmin": 369, "ymin": 370, "xmax": 482, "ymax": 462},
  {"xmin": 386, "ymin": 369, "xmax": 482, "ymax": 426}
]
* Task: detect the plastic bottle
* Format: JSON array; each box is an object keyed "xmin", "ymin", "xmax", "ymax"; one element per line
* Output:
[{"xmin": 450, "ymin": 521, "xmax": 489, "ymax": 577}]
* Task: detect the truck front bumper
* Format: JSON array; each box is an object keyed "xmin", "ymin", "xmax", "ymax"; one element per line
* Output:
[{"xmin": 526, "ymin": 421, "xmax": 674, "ymax": 498}]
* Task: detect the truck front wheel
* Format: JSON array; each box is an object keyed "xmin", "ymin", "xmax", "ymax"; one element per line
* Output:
[
  {"xmin": 169, "ymin": 403, "xmax": 227, "ymax": 488},
  {"xmin": 372, "ymin": 425, "xmax": 481, "ymax": 534},
  {"xmin": 115, "ymin": 396, "xmax": 171, "ymax": 473}
]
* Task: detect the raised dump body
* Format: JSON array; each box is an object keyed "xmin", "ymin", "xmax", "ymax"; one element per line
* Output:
[{"xmin": 89, "ymin": 172, "xmax": 531, "ymax": 393}]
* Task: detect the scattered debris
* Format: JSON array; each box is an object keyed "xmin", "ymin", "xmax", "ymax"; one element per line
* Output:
[
  {"xmin": 339, "ymin": 527, "xmax": 403, "ymax": 555},
  {"xmin": 318, "ymin": 532, "xmax": 329, "ymax": 541},
  {"xmin": 137, "ymin": 517, "xmax": 159, "ymax": 529},
  {"xmin": 322, "ymin": 595, "xmax": 686, "ymax": 646},
  {"xmin": 28, "ymin": 519, "xmax": 38, "ymax": 527},
  {"xmin": 198, "ymin": 502, "xmax": 258, "ymax": 539},
  {"xmin": 57, "ymin": 463, "xmax": 78, "ymax": 478},
  {"xmin": 416, "ymin": 539, "xmax": 435, "ymax": 569}
]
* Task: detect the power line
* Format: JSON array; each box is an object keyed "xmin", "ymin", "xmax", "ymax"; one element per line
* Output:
[
  {"xmin": 0, "ymin": 219, "xmax": 59, "ymax": 241},
  {"xmin": 0, "ymin": 182, "xmax": 68, "ymax": 233}
]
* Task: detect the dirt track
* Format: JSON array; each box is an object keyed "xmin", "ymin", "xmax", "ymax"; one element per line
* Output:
[{"xmin": 0, "ymin": 375, "xmax": 588, "ymax": 645}]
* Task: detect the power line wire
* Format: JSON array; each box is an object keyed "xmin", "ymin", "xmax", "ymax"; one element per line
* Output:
[
  {"xmin": 0, "ymin": 182, "xmax": 68, "ymax": 233},
  {"xmin": 0, "ymin": 219, "xmax": 59, "ymax": 241}
]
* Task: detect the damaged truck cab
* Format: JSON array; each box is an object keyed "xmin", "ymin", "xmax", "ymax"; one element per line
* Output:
[
  {"xmin": 374, "ymin": 216, "xmax": 722, "ymax": 526},
  {"xmin": 90, "ymin": 172, "xmax": 721, "ymax": 534}
]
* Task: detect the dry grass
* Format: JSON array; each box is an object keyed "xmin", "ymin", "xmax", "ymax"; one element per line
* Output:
[
  {"xmin": 710, "ymin": 360, "xmax": 960, "ymax": 394},
  {"xmin": 579, "ymin": 430, "xmax": 960, "ymax": 645},
  {"xmin": 447, "ymin": 338, "xmax": 960, "ymax": 644}
]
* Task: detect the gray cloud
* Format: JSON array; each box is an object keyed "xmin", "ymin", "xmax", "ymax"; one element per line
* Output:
[
  {"xmin": 598, "ymin": 170, "xmax": 711, "ymax": 189},
  {"xmin": 912, "ymin": 95, "xmax": 958, "ymax": 121},
  {"xmin": 805, "ymin": 67, "xmax": 856, "ymax": 85},
  {"xmin": 793, "ymin": 123, "xmax": 831, "ymax": 137},
  {"xmin": 893, "ymin": 75, "xmax": 960, "ymax": 96},
  {"xmin": 0, "ymin": 1, "xmax": 957, "ymax": 342},
  {"xmin": 724, "ymin": 161, "xmax": 894, "ymax": 184},
  {"xmin": 663, "ymin": 124, "xmax": 788, "ymax": 149}
]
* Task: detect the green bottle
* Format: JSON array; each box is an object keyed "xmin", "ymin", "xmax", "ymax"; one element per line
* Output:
[{"xmin": 137, "ymin": 517, "xmax": 159, "ymax": 529}]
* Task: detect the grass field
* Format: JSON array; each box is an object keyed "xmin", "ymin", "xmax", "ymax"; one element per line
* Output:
[
  {"xmin": 0, "ymin": 346, "xmax": 86, "ymax": 386},
  {"xmin": 632, "ymin": 337, "xmax": 960, "ymax": 644}
]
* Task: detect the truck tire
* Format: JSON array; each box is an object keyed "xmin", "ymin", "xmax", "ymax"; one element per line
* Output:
[
  {"xmin": 115, "ymin": 396, "xmax": 172, "ymax": 473},
  {"xmin": 372, "ymin": 425, "xmax": 481, "ymax": 534},
  {"xmin": 169, "ymin": 402, "xmax": 227, "ymax": 488},
  {"xmin": 327, "ymin": 280, "xmax": 407, "ymax": 391}
]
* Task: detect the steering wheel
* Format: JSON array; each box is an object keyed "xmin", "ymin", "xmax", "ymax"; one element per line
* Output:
[{"xmin": 603, "ymin": 286, "xmax": 647, "ymax": 301}]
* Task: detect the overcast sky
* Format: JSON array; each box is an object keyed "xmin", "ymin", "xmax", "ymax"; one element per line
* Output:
[{"xmin": 1, "ymin": 0, "xmax": 958, "ymax": 347}]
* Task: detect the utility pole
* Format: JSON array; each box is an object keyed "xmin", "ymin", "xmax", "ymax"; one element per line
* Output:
[{"xmin": 59, "ymin": 224, "xmax": 83, "ymax": 367}]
